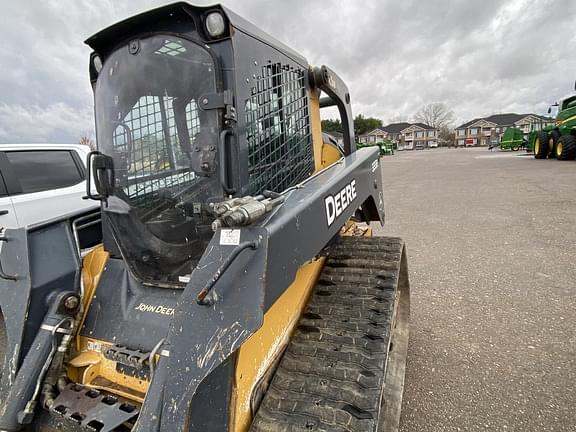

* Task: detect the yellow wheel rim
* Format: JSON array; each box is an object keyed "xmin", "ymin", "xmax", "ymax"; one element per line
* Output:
[
  {"xmin": 549, "ymin": 137, "xmax": 554, "ymax": 155},
  {"xmin": 557, "ymin": 142, "xmax": 563, "ymax": 157},
  {"xmin": 534, "ymin": 138, "xmax": 540, "ymax": 155}
]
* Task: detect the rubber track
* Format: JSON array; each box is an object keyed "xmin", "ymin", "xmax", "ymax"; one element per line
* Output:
[{"xmin": 250, "ymin": 236, "xmax": 403, "ymax": 432}]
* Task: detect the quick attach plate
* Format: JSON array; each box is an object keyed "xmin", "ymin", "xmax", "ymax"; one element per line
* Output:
[
  {"xmin": 103, "ymin": 344, "xmax": 151, "ymax": 380},
  {"xmin": 47, "ymin": 383, "xmax": 139, "ymax": 431}
]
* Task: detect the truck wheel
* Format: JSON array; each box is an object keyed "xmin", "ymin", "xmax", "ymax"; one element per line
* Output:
[
  {"xmin": 549, "ymin": 130, "xmax": 561, "ymax": 158},
  {"xmin": 556, "ymin": 135, "xmax": 576, "ymax": 160},
  {"xmin": 534, "ymin": 131, "xmax": 549, "ymax": 159}
]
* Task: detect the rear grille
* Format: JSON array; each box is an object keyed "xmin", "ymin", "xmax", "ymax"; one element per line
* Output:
[{"xmin": 245, "ymin": 63, "xmax": 313, "ymax": 194}]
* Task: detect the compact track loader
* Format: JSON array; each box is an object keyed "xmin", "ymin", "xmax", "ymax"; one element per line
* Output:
[{"xmin": 0, "ymin": 3, "xmax": 410, "ymax": 431}]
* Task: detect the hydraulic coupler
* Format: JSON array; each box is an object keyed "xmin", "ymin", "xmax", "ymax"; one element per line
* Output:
[{"xmin": 210, "ymin": 191, "xmax": 286, "ymax": 229}]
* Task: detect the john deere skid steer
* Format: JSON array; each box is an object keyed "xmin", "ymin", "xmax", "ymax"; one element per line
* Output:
[{"xmin": 0, "ymin": 3, "xmax": 410, "ymax": 431}]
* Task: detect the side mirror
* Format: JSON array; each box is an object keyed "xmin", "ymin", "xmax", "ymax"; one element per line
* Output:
[
  {"xmin": 86, "ymin": 151, "xmax": 115, "ymax": 202},
  {"xmin": 547, "ymin": 107, "xmax": 551, "ymax": 114}
]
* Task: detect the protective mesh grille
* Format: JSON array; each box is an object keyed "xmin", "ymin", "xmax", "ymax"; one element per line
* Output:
[
  {"xmin": 112, "ymin": 96, "xmax": 200, "ymax": 208},
  {"xmin": 245, "ymin": 63, "xmax": 313, "ymax": 194}
]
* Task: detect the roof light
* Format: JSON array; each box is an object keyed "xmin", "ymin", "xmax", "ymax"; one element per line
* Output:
[
  {"xmin": 205, "ymin": 12, "xmax": 226, "ymax": 38},
  {"xmin": 93, "ymin": 55, "xmax": 103, "ymax": 73}
]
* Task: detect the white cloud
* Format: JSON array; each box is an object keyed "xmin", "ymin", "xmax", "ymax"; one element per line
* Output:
[
  {"xmin": 0, "ymin": 0, "xmax": 575, "ymax": 140},
  {"xmin": 0, "ymin": 103, "xmax": 94, "ymax": 143}
]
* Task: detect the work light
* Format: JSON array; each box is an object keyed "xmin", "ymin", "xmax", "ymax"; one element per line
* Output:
[
  {"xmin": 93, "ymin": 55, "xmax": 103, "ymax": 73},
  {"xmin": 205, "ymin": 12, "xmax": 226, "ymax": 38}
]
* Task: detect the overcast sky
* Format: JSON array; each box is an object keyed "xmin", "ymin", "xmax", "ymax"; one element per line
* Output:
[{"xmin": 0, "ymin": 0, "xmax": 575, "ymax": 143}]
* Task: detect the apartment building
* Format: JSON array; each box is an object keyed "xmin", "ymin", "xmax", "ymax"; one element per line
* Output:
[
  {"xmin": 455, "ymin": 113, "xmax": 554, "ymax": 147},
  {"xmin": 358, "ymin": 128, "xmax": 390, "ymax": 144},
  {"xmin": 359, "ymin": 122, "xmax": 439, "ymax": 149},
  {"xmin": 398, "ymin": 123, "xmax": 439, "ymax": 149}
]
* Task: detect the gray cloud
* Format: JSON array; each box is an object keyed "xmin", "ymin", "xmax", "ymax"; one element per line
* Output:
[{"xmin": 0, "ymin": 0, "xmax": 575, "ymax": 142}]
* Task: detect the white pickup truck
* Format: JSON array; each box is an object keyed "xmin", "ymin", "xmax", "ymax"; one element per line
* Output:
[{"xmin": 0, "ymin": 144, "xmax": 99, "ymax": 228}]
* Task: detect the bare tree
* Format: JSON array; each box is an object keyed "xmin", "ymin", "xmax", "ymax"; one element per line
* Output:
[
  {"xmin": 414, "ymin": 103, "xmax": 454, "ymax": 129},
  {"xmin": 79, "ymin": 134, "xmax": 96, "ymax": 151},
  {"xmin": 438, "ymin": 125, "xmax": 455, "ymax": 147}
]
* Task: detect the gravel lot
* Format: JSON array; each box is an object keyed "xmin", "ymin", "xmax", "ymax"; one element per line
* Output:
[
  {"xmin": 1, "ymin": 148, "xmax": 574, "ymax": 431},
  {"xmin": 375, "ymin": 148, "xmax": 576, "ymax": 431}
]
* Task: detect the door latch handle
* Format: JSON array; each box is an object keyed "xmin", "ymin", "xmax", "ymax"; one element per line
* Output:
[
  {"xmin": 0, "ymin": 236, "xmax": 17, "ymax": 280},
  {"xmin": 0, "ymin": 210, "xmax": 9, "ymax": 216}
]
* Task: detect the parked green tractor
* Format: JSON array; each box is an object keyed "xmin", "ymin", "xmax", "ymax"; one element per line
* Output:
[
  {"xmin": 357, "ymin": 139, "xmax": 395, "ymax": 155},
  {"xmin": 380, "ymin": 139, "xmax": 395, "ymax": 155},
  {"xmin": 533, "ymin": 87, "xmax": 576, "ymax": 160},
  {"xmin": 499, "ymin": 127, "xmax": 525, "ymax": 151}
]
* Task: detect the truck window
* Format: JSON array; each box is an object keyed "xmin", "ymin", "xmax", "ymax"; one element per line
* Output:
[
  {"xmin": 0, "ymin": 171, "xmax": 7, "ymax": 197},
  {"xmin": 5, "ymin": 150, "xmax": 83, "ymax": 194}
]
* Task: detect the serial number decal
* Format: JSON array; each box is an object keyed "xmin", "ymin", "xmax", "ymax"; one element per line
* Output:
[
  {"xmin": 325, "ymin": 179, "xmax": 357, "ymax": 227},
  {"xmin": 134, "ymin": 302, "xmax": 175, "ymax": 316}
]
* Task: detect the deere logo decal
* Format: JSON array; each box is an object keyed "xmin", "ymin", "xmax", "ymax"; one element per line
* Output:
[
  {"xmin": 134, "ymin": 302, "xmax": 175, "ymax": 316},
  {"xmin": 325, "ymin": 179, "xmax": 357, "ymax": 227}
]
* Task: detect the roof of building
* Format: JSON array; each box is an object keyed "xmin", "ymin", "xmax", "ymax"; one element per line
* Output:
[
  {"xmin": 412, "ymin": 122, "xmax": 436, "ymax": 130},
  {"xmin": 364, "ymin": 129, "xmax": 387, "ymax": 136},
  {"xmin": 456, "ymin": 113, "xmax": 553, "ymax": 129},
  {"xmin": 380, "ymin": 122, "xmax": 411, "ymax": 133},
  {"xmin": 379, "ymin": 122, "xmax": 436, "ymax": 133},
  {"xmin": 324, "ymin": 130, "xmax": 343, "ymax": 138}
]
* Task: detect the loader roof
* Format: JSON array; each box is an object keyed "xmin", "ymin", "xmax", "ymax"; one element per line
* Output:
[{"xmin": 85, "ymin": 2, "xmax": 307, "ymax": 67}]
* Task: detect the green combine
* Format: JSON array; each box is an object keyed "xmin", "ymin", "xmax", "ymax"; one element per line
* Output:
[
  {"xmin": 533, "ymin": 84, "xmax": 576, "ymax": 160},
  {"xmin": 499, "ymin": 127, "xmax": 525, "ymax": 151}
]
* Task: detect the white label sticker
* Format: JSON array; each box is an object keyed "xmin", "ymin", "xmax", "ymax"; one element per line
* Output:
[
  {"xmin": 87, "ymin": 341, "xmax": 102, "ymax": 353},
  {"xmin": 220, "ymin": 229, "xmax": 241, "ymax": 245},
  {"xmin": 178, "ymin": 275, "xmax": 191, "ymax": 283}
]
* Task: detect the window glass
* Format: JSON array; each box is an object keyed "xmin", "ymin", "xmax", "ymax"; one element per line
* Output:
[
  {"xmin": 111, "ymin": 95, "xmax": 201, "ymax": 207},
  {"xmin": 0, "ymin": 172, "xmax": 7, "ymax": 197},
  {"xmin": 5, "ymin": 150, "xmax": 82, "ymax": 194}
]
